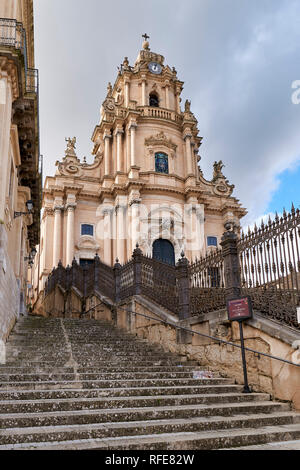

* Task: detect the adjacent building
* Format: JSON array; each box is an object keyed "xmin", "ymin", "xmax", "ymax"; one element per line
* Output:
[{"xmin": 0, "ymin": 0, "xmax": 41, "ymax": 340}]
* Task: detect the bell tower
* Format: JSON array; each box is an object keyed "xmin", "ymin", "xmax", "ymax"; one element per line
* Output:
[{"xmin": 91, "ymin": 34, "xmax": 202, "ymax": 186}]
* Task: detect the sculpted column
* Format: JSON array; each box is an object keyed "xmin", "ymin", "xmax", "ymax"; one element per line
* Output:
[
  {"xmin": 164, "ymin": 82, "xmax": 170, "ymax": 109},
  {"xmin": 103, "ymin": 208, "xmax": 112, "ymax": 266},
  {"xmin": 52, "ymin": 205, "xmax": 63, "ymax": 267},
  {"xmin": 184, "ymin": 132, "xmax": 193, "ymax": 177},
  {"xmin": 124, "ymin": 81, "xmax": 130, "ymax": 108},
  {"xmin": 141, "ymin": 77, "xmax": 147, "ymax": 106},
  {"xmin": 66, "ymin": 202, "xmax": 76, "ymax": 266},
  {"xmin": 129, "ymin": 121, "xmax": 138, "ymax": 178},
  {"xmin": 104, "ymin": 131, "xmax": 112, "ymax": 176},
  {"xmin": 130, "ymin": 123, "xmax": 137, "ymax": 167},
  {"xmin": 115, "ymin": 127, "xmax": 124, "ymax": 173}
]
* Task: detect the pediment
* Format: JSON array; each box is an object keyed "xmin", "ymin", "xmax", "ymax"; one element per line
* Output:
[
  {"xmin": 76, "ymin": 235, "xmax": 100, "ymax": 251},
  {"xmin": 145, "ymin": 132, "xmax": 177, "ymax": 151}
]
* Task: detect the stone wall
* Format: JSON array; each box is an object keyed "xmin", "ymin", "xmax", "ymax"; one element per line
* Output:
[
  {"xmin": 114, "ymin": 296, "xmax": 300, "ymax": 411},
  {"xmin": 0, "ymin": 224, "xmax": 19, "ymax": 341}
]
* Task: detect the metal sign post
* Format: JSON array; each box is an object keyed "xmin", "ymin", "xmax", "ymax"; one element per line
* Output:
[{"xmin": 227, "ymin": 296, "xmax": 253, "ymax": 394}]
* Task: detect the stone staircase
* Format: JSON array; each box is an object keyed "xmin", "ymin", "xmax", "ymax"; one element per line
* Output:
[{"xmin": 0, "ymin": 316, "xmax": 299, "ymax": 450}]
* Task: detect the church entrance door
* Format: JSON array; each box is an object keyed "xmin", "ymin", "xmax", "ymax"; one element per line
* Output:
[{"xmin": 152, "ymin": 239, "xmax": 175, "ymax": 266}]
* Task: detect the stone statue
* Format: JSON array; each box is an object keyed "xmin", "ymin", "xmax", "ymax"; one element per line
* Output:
[
  {"xmin": 107, "ymin": 82, "xmax": 113, "ymax": 97},
  {"xmin": 65, "ymin": 137, "xmax": 76, "ymax": 152},
  {"xmin": 184, "ymin": 100, "xmax": 191, "ymax": 113},
  {"xmin": 213, "ymin": 160, "xmax": 225, "ymax": 179}
]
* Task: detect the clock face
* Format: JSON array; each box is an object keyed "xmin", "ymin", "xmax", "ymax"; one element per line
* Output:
[{"xmin": 148, "ymin": 62, "xmax": 162, "ymax": 74}]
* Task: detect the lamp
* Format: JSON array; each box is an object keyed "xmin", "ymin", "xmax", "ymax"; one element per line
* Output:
[
  {"xmin": 24, "ymin": 247, "xmax": 37, "ymax": 263},
  {"xmin": 14, "ymin": 200, "xmax": 34, "ymax": 218}
]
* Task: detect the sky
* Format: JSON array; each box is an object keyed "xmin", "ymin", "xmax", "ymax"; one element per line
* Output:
[{"xmin": 33, "ymin": 0, "xmax": 300, "ymax": 228}]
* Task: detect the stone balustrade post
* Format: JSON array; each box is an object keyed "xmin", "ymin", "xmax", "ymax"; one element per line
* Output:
[
  {"xmin": 132, "ymin": 244, "xmax": 143, "ymax": 295},
  {"xmin": 176, "ymin": 252, "xmax": 190, "ymax": 320},
  {"xmin": 114, "ymin": 258, "xmax": 122, "ymax": 303},
  {"xmin": 220, "ymin": 228, "xmax": 241, "ymax": 300},
  {"xmin": 94, "ymin": 253, "xmax": 100, "ymax": 291}
]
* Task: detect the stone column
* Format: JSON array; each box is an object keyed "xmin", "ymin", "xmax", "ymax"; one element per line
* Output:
[
  {"xmin": 130, "ymin": 123, "xmax": 137, "ymax": 168},
  {"xmin": 104, "ymin": 132, "xmax": 111, "ymax": 176},
  {"xmin": 103, "ymin": 208, "xmax": 112, "ymax": 266},
  {"xmin": 141, "ymin": 78, "xmax": 147, "ymax": 106},
  {"xmin": 165, "ymin": 84, "xmax": 170, "ymax": 109},
  {"xmin": 66, "ymin": 203, "xmax": 76, "ymax": 266},
  {"xmin": 0, "ymin": 74, "xmax": 13, "ymax": 218},
  {"xmin": 115, "ymin": 128, "xmax": 124, "ymax": 173},
  {"xmin": 184, "ymin": 133, "xmax": 193, "ymax": 176},
  {"xmin": 116, "ymin": 204, "xmax": 126, "ymax": 264},
  {"xmin": 130, "ymin": 200, "xmax": 140, "ymax": 253},
  {"xmin": 220, "ymin": 230, "xmax": 241, "ymax": 300},
  {"xmin": 52, "ymin": 205, "xmax": 63, "ymax": 267},
  {"xmin": 124, "ymin": 81, "xmax": 130, "ymax": 108},
  {"xmin": 175, "ymin": 90, "xmax": 181, "ymax": 114}
]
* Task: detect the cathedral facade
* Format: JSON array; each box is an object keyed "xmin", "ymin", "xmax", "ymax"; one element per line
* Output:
[{"xmin": 33, "ymin": 37, "xmax": 246, "ymax": 300}]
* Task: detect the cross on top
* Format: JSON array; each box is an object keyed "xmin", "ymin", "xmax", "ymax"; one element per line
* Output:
[{"xmin": 142, "ymin": 33, "xmax": 150, "ymax": 41}]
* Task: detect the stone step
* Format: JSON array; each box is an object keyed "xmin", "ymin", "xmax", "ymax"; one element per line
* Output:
[
  {"xmin": 0, "ymin": 412, "xmax": 298, "ymax": 446},
  {"xmin": 1, "ymin": 422, "xmax": 300, "ymax": 450},
  {"xmin": 0, "ymin": 392, "xmax": 271, "ymax": 414},
  {"xmin": 0, "ymin": 378, "xmax": 231, "ymax": 390},
  {"xmin": 0, "ymin": 365, "xmax": 209, "ymax": 376},
  {"xmin": 3, "ymin": 359, "xmax": 196, "ymax": 367},
  {"xmin": 222, "ymin": 440, "xmax": 300, "ymax": 450},
  {"xmin": 0, "ymin": 384, "xmax": 243, "ymax": 400},
  {"xmin": 0, "ymin": 401, "xmax": 290, "ymax": 429}
]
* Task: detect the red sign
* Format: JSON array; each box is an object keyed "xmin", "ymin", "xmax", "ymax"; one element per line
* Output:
[{"xmin": 227, "ymin": 296, "xmax": 253, "ymax": 321}]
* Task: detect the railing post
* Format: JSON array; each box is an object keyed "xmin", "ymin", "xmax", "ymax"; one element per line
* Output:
[
  {"xmin": 220, "ymin": 227, "xmax": 241, "ymax": 299},
  {"xmin": 114, "ymin": 258, "xmax": 122, "ymax": 303},
  {"xmin": 176, "ymin": 252, "xmax": 190, "ymax": 320},
  {"xmin": 94, "ymin": 253, "xmax": 100, "ymax": 292},
  {"xmin": 133, "ymin": 244, "xmax": 143, "ymax": 295}
]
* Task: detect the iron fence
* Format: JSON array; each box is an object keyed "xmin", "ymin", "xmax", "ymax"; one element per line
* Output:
[
  {"xmin": 238, "ymin": 205, "xmax": 300, "ymax": 328},
  {"xmin": 189, "ymin": 248, "xmax": 226, "ymax": 315},
  {"xmin": 44, "ymin": 205, "xmax": 300, "ymax": 330}
]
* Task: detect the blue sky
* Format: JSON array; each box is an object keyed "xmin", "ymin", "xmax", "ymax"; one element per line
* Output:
[
  {"xmin": 33, "ymin": 0, "xmax": 300, "ymax": 227},
  {"xmin": 266, "ymin": 162, "xmax": 300, "ymax": 214}
]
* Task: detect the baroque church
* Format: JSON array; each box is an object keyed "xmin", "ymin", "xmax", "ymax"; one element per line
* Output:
[{"xmin": 33, "ymin": 36, "xmax": 246, "ymax": 298}]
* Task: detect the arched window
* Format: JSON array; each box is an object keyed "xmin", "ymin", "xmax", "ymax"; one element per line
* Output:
[
  {"xmin": 153, "ymin": 239, "xmax": 175, "ymax": 265},
  {"xmin": 149, "ymin": 93, "xmax": 159, "ymax": 107},
  {"xmin": 155, "ymin": 152, "xmax": 169, "ymax": 174}
]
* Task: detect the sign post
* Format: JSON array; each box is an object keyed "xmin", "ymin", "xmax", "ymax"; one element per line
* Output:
[{"xmin": 227, "ymin": 296, "xmax": 253, "ymax": 393}]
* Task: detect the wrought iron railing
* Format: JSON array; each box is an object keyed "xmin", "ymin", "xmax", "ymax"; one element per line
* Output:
[
  {"xmin": 189, "ymin": 248, "xmax": 226, "ymax": 315},
  {"xmin": 44, "ymin": 206, "xmax": 300, "ymax": 331},
  {"xmin": 0, "ymin": 18, "xmax": 39, "ymax": 96},
  {"xmin": 238, "ymin": 205, "xmax": 300, "ymax": 328}
]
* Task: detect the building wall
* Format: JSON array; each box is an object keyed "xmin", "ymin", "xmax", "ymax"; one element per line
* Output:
[{"xmin": 0, "ymin": 0, "xmax": 39, "ymax": 339}]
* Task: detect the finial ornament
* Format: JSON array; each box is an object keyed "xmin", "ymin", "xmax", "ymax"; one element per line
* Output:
[{"xmin": 142, "ymin": 33, "xmax": 150, "ymax": 50}]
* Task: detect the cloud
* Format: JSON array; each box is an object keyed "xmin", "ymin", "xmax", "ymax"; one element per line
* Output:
[{"xmin": 34, "ymin": 0, "xmax": 300, "ymax": 226}]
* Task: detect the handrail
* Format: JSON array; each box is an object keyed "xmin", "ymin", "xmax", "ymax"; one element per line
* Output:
[{"xmin": 82, "ymin": 301, "xmax": 300, "ymax": 369}]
